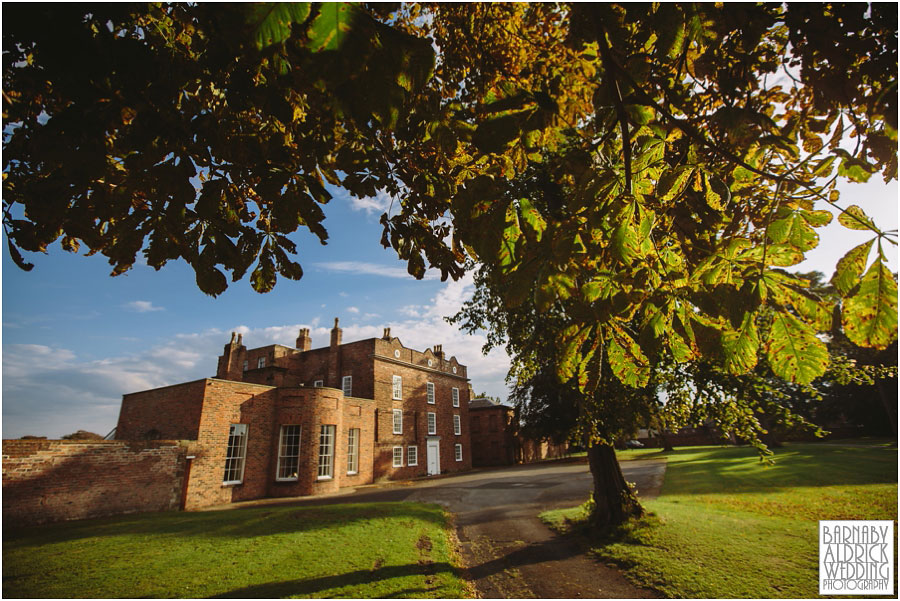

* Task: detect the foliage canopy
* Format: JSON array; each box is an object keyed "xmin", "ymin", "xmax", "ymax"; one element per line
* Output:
[{"xmin": 4, "ymin": 3, "xmax": 897, "ymax": 404}]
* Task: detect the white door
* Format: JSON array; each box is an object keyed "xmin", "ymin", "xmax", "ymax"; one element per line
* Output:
[{"xmin": 426, "ymin": 439, "xmax": 441, "ymax": 476}]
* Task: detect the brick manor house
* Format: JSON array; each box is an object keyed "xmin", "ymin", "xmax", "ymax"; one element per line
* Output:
[{"xmin": 115, "ymin": 319, "xmax": 473, "ymax": 509}]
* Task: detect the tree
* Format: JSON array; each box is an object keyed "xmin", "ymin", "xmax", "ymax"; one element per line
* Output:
[{"xmin": 4, "ymin": 3, "xmax": 897, "ymax": 529}]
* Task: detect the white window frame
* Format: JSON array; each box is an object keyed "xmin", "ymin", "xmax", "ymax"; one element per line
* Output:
[
  {"xmin": 257, "ymin": 356, "xmax": 266, "ymax": 369},
  {"xmin": 427, "ymin": 412, "xmax": 436, "ymax": 435},
  {"xmin": 314, "ymin": 380, "xmax": 323, "ymax": 387},
  {"xmin": 347, "ymin": 428, "xmax": 359, "ymax": 475},
  {"xmin": 276, "ymin": 425, "xmax": 301, "ymax": 481},
  {"xmin": 342, "ymin": 375, "xmax": 352, "ymax": 397},
  {"xmin": 407, "ymin": 445, "xmax": 418, "ymax": 466},
  {"xmin": 392, "ymin": 375, "xmax": 402, "ymax": 400},
  {"xmin": 392, "ymin": 446, "xmax": 404, "ymax": 468},
  {"xmin": 453, "ymin": 414, "xmax": 461, "ymax": 436},
  {"xmin": 452, "ymin": 387, "xmax": 460, "ymax": 407},
  {"xmin": 223, "ymin": 424, "xmax": 248, "ymax": 484},
  {"xmin": 426, "ymin": 382, "xmax": 435, "ymax": 404},
  {"xmin": 242, "ymin": 360, "xmax": 248, "ymax": 372},
  {"xmin": 317, "ymin": 424, "xmax": 335, "ymax": 480},
  {"xmin": 455, "ymin": 443, "xmax": 463, "ymax": 462},
  {"xmin": 392, "ymin": 409, "xmax": 403, "ymax": 435}
]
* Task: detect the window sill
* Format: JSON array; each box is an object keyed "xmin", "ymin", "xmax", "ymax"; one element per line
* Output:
[
  {"xmin": 222, "ymin": 481, "xmax": 242, "ymax": 487},
  {"xmin": 274, "ymin": 478, "xmax": 299, "ymax": 484},
  {"xmin": 346, "ymin": 471, "xmax": 358, "ymax": 476},
  {"xmin": 316, "ymin": 476, "xmax": 333, "ymax": 481}
]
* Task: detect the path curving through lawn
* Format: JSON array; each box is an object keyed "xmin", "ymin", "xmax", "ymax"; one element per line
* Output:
[{"xmin": 403, "ymin": 459, "xmax": 668, "ymax": 598}]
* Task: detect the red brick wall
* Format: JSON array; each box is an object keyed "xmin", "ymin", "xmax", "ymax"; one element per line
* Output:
[
  {"xmin": 372, "ymin": 337, "xmax": 472, "ymax": 478},
  {"xmin": 341, "ymin": 397, "xmax": 376, "ymax": 487},
  {"xmin": 184, "ymin": 379, "xmax": 278, "ymax": 509},
  {"xmin": 117, "ymin": 379, "xmax": 207, "ymax": 440},
  {"xmin": 2, "ymin": 439, "xmax": 186, "ymax": 525},
  {"xmin": 470, "ymin": 406, "xmax": 516, "ymax": 466},
  {"xmin": 175, "ymin": 380, "xmax": 377, "ymax": 509}
]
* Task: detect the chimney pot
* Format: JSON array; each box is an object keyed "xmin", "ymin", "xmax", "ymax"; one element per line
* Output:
[
  {"xmin": 296, "ymin": 327, "xmax": 312, "ymax": 352},
  {"xmin": 331, "ymin": 317, "xmax": 342, "ymax": 347}
]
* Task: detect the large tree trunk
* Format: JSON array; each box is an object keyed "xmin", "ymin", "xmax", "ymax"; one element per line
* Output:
[
  {"xmin": 587, "ymin": 443, "xmax": 643, "ymax": 532},
  {"xmin": 657, "ymin": 429, "xmax": 674, "ymax": 452},
  {"xmin": 874, "ymin": 379, "xmax": 897, "ymax": 435}
]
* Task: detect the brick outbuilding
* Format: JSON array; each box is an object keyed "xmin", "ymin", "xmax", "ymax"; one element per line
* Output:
[{"xmin": 117, "ymin": 320, "xmax": 473, "ymax": 509}]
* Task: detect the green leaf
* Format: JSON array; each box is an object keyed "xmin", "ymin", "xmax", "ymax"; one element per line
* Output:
[
  {"xmin": 656, "ymin": 166, "xmax": 693, "ymax": 202},
  {"xmin": 835, "ymin": 151, "xmax": 875, "ymax": 183},
  {"xmin": 517, "ymin": 198, "xmax": 546, "ymax": 242},
  {"xmin": 626, "ymin": 103, "xmax": 654, "ymax": 125},
  {"xmin": 607, "ymin": 326, "xmax": 650, "ymax": 387},
  {"xmin": 831, "ymin": 239, "xmax": 874, "ymax": 296},
  {"xmin": 837, "ymin": 205, "xmax": 877, "ymax": 231},
  {"xmin": 767, "ymin": 212, "xmax": 818, "ymax": 251},
  {"xmin": 765, "ymin": 311, "xmax": 829, "ymax": 384},
  {"xmin": 195, "ymin": 266, "xmax": 228, "ymax": 297},
  {"xmin": 765, "ymin": 244, "xmax": 804, "ymax": 267},
  {"xmin": 307, "ymin": 2, "xmax": 357, "ymax": 52},
  {"xmin": 611, "ymin": 222, "xmax": 640, "ymax": 266},
  {"xmin": 498, "ymin": 202, "xmax": 521, "ymax": 270},
  {"xmin": 799, "ymin": 209, "xmax": 832, "ymax": 228},
  {"xmin": 721, "ymin": 313, "xmax": 759, "ymax": 374},
  {"xmin": 7, "ymin": 238, "xmax": 34, "ymax": 271},
  {"xmin": 558, "ymin": 324, "xmax": 592, "ymax": 382},
  {"xmin": 251, "ymin": 247, "xmax": 278, "ymax": 293},
  {"xmin": 767, "ymin": 276, "xmax": 833, "ymax": 331},
  {"xmin": 766, "ymin": 215, "xmax": 793, "ymax": 244},
  {"xmin": 842, "ymin": 259, "xmax": 898, "ymax": 349},
  {"xmin": 246, "ymin": 3, "xmax": 311, "ymax": 50},
  {"xmin": 703, "ymin": 173, "xmax": 729, "ymax": 210}
]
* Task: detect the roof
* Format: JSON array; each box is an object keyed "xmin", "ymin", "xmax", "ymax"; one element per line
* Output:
[{"xmin": 468, "ymin": 397, "xmax": 511, "ymax": 409}]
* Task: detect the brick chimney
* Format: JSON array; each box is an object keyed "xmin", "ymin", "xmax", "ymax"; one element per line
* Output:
[
  {"xmin": 382, "ymin": 327, "xmax": 392, "ymax": 340},
  {"xmin": 330, "ymin": 317, "xmax": 342, "ymax": 347},
  {"xmin": 296, "ymin": 327, "xmax": 312, "ymax": 352},
  {"xmin": 216, "ymin": 332, "xmax": 246, "ymax": 380},
  {"xmin": 433, "ymin": 344, "xmax": 444, "ymax": 360}
]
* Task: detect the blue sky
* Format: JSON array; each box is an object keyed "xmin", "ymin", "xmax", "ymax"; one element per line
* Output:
[{"xmin": 2, "ymin": 178, "xmax": 897, "ymax": 439}]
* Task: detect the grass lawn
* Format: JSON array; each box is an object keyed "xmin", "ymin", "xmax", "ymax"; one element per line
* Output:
[
  {"xmin": 541, "ymin": 440, "xmax": 898, "ymax": 598},
  {"xmin": 3, "ymin": 502, "xmax": 470, "ymax": 599}
]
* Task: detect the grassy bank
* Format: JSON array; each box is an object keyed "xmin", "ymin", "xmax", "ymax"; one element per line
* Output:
[
  {"xmin": 3, "ymin": 502, "xmax": 469, "ymax": 599},
  {"xmin": 541, "ymin": 441, "xmax": 898, "ymax": 598}
]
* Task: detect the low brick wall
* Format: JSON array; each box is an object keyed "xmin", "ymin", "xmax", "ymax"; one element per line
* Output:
[{"xmin": 2, "ymin": 439, "xmax": 187, "ymax": 526}]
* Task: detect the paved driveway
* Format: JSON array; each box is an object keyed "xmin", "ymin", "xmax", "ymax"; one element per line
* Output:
[{"xmin": 237, "ymin": 458, "xmax": 666, "ymax": 598}]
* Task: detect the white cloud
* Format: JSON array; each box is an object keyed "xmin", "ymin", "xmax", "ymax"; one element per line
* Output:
[
  {"xmin": 346, "ymin": 190, "xmax": 394, "ymax": 215},
  {"xmin": 316, "ymin": 261, "xmax": 440, "ymax": 280},
  {"xmin": 398, "ymin": 305, "xmax": 422, "ymax": 318},
  {"xmin": 346, "ymin": 306, "xmax": 360, "ymax": 314},
  {"xmin": 125, "ymin": 300, "xmax": 164, "ymax": 313}
]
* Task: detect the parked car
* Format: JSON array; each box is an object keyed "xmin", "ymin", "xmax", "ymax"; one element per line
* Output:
[{"xmin": 624, "ymin": 440, "xmax": 644, "ymax": 449}]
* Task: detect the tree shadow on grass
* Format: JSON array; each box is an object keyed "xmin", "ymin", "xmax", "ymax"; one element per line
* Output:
[
  {"xmin": 211, "ymin": 534, "xmax": 584, "ymax": 598},
  {"xmin": 211, "ymin": 561, "xmax": 457, "ymax": 598},
  {"xmin": 623, "ymin": 443, "xmax": 897, "ymax": 497}
]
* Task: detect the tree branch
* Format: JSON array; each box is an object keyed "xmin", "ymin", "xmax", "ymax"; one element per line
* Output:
[{"xmin": 592, "ymin": 9, "xmax": 632, "ymax": 195}]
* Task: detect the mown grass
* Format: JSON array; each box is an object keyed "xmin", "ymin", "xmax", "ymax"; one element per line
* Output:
[
  {"xmin": 541, "ymin": 440, "xmax": 898, "ymax": 599},
  {"xmin": 3, "ymin": 502, "xmax": 469, "ymax": 599}
]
